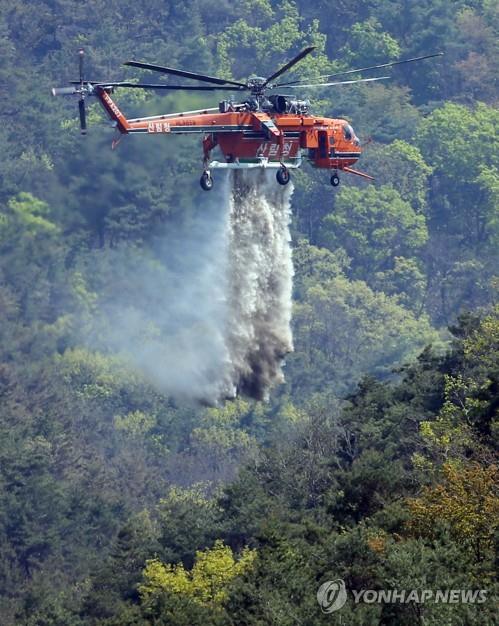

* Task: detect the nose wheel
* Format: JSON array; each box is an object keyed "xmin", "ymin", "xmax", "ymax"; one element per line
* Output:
[
  {"xmin": 330, "ymin": 173, "xmax": 340, "ymax": 187},
  {"xmin": 200, "ymin": 171, "xmax": 213, "ymax": 191},
  {"xmin": 276, "ymin": 167, "xmax": 291, "ymax": 186}
]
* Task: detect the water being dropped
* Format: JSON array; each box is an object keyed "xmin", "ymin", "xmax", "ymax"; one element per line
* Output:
[
  {"xmin": 224, "ymin": 169, "xmax": 294, "ymax": 400},
  {"xmin": 85, "ymin": 170, "xmax": 294, "ymax": 404}
]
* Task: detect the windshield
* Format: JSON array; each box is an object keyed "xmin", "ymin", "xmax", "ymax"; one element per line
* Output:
[{"xmin": 343, "ymin": 124, "xmax": 353, "ymax": 140}]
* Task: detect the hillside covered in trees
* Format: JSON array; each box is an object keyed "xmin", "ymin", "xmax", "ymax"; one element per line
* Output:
[{"xmin": 0, "ymin": 1, "xmax": 497, "ymax": 624}]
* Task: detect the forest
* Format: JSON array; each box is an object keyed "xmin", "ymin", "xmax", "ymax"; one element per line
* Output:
[{"xmin": 0, "ymin": 0, "xmax": 498, "ymax": 624}]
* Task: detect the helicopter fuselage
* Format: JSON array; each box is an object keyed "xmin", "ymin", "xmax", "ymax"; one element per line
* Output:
[
  {"xmin": 98, "ymin": 86, "xmax": 370, "ymax": 184},
  {"xmin": 52, "ymin": 47, "xmax": 443, "ymax": 188}
]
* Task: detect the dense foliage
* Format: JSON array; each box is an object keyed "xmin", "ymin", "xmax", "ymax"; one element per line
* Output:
[{"xmin": 0, "ymin": 0, "xmax": 497, "ymax": 624}]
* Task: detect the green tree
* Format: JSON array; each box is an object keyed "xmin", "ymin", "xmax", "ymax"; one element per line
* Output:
[
  {"xmin": 360, "ymin": 140, "xmax": 432, "ymax": 213},
  {"xmin": 320, "ymin": 186, "xmax": 428, "ymax": 284},
  {"xmin": 215, "ymin": 1, "xmax": 331, "ymax": 82},
  {"xmin": 139, "ymin": 540, "xmax": 256, "ymax": 608},
  {"xmin": 416, "ymin": 102, "xmax": 499, "ymax": 247},
  {"xmin": 407, "ymin": 462, "xmax": 498, "ymax": 563},
  {"xmin": 289, "ymin": 273, "xmax": 440, "ymax": 398},
  {"xmin": 339, "ymin": 17, "xmax": 400, "ymax": 66}
]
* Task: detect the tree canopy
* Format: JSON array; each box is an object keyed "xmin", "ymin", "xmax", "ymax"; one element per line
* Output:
[{"xmin": 0, "ymin": 1, "xmax": 497, "ymax": 624}]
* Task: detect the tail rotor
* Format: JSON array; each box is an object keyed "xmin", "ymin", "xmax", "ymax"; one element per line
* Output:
[
  {"xmin": 51, "ymin": 49, "xmax": 89, "ymax": 135},
  {"xmin": 78, "ymin": 98, "xmax": 87, "ymax": 134},
  {"xmin": 78, "ymin": 49, "xmax": 87, "ymax": 134}
]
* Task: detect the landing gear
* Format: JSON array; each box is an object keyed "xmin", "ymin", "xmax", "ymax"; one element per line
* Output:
[
  {"xmin": 276, "ymin": 167, "xmax": 290, "ymax": 186},
  {"xmin": 200, "ymin": 171, "xmax": 213, "ymax": 191},
  {"xmin": 330, "ymin": 173, "xmax": 340, "ymax": 187}
]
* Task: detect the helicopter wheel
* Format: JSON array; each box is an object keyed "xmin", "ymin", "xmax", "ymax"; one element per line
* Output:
[
  {"xmin": 200, "ymin": 171, "xmax": 213, "ymax": 191},
  {"xmin": 330, "ymin": 173, "xmax": 340, "ymax": 187},
  {"xmin": 276, "ymin": 167, "xmax": 290, "ymax": 186}
]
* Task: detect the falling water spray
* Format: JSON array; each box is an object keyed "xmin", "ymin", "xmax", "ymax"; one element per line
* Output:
[
  {"xmin": 86, "ymin": 170, "xmax": 294, "ymax": 404},
  {"xmin": 224, "ymin": 169, "xmax": 294, "ymax": 400}
]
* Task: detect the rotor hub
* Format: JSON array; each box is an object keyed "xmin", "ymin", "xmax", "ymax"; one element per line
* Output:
[{"xmin": 247, "ymin": 76, "xmax": 267, "ymax": 94}]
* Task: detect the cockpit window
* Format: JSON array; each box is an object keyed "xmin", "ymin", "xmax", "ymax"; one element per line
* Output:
[{"xmin": 343, "ymin": 124, "xmax": 353, "ymax": 140}]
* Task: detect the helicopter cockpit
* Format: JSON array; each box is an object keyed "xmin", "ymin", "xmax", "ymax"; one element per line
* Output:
[{"xmin": 343, "ymin": 123, "xmax": 360, "ymax": 146}]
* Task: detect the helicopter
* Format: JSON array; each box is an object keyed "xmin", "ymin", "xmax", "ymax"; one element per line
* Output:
[{"xmin": 52, "ymin": 48, "xmax": 442, "ymax": 190}]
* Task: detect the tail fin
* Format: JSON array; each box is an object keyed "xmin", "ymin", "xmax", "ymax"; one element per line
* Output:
[
  {"xmin": 51, "ymin": 50, "xmax": 130, "ymax": 135},
  {"xmin": 95, "ymin": 87, "xmax": 130, "ymax": 134}
]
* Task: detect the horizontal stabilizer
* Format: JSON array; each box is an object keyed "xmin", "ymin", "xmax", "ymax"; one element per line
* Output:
[{"xmin": 51, "ymin": 86, "xmax": 78, "ymax": 96}]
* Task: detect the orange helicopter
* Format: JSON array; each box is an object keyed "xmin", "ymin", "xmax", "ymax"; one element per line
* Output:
[{"xmin": 52, "ymin": 48, "xmax": 442, "ymax": 190}]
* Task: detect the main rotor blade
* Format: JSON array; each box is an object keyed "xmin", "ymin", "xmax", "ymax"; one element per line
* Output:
[
  {"xmin": 279, "ymin": 76, "xmax": 390, "ymax": 88},
  {"xmin": 95, "ymin": 81, "xmax": 246, "ymax": 91},
  {"xmin": 276, "ymin": 52, "xmax": 443, "ymax": 86},
  {"xmin": 263, "ymin": 46, "xmax": 316, "ymax": 86},
  {"xmin": 124, "ymin": 61, "xmax": 247, "ymax": 88},
  {"xmin": 78, "ymin": 99, "xmax": 87, "ymax": 134}
]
